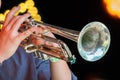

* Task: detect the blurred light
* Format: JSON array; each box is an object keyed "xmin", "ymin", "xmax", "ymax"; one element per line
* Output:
[
  {"xmin": 103, "ymin": 0, "xmax": 120, "ymax": 19},
  {"xmin": 19, "ymin": 3, "xmax": 27, "ymax": 13},
  {"xmin": 0, "ymin": 0, "xmax": 41, "ymax": 21}
]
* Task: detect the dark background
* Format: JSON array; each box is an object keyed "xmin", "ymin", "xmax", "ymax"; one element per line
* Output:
[{"xmin": 1, "ymin": 0, "xmax": 119, "ymax": 80}]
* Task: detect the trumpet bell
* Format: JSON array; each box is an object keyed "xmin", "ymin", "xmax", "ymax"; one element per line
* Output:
[{"xmin": 78, "ymin": 21, "xmax": 111, "ymax": 62}]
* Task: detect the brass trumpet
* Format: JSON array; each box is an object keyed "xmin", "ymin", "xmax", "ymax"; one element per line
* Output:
[{"xmin": 0, "ymin": 18, "xmax": 111, "ymax": 64}]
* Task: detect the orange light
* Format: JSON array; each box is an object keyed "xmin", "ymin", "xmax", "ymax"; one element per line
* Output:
[{"xmin": 103, "ymin": 0, "xmax": 120, "ymax": 19}]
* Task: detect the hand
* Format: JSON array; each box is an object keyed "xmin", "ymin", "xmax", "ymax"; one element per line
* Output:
[{"xmin": 0, "ymin": 6, "xmax": 36, "ymax": 63}]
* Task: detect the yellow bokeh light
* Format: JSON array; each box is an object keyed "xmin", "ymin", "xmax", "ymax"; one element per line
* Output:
[
  {"xmin": 0, "ymin": 0, "xmax": 41, "ymax": 21},
  {"xmin": 19, "ymin": 3, "xmax": 27, "ymax": 13},
  {"xmin": 32, "ymin": 14, "xmax": 42, "ymax": 21},
  {"xmin": 28, "ymin": 7, "xmax": 38, "ymax": 15},
  {"xmin": 25, "ymin": 0, "xmax": 34, "ymax": 8}
]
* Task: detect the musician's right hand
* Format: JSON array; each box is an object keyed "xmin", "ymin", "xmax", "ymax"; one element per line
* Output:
[{"xmin": 0, "ymin": 6, "xmax": 36, "ymax": 63}]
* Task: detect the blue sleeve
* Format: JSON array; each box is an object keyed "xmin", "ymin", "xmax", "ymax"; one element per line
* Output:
[
  {"xmin": 35, "ymin": 59, "xmax": 51, "ymax": 80},
  {"xmin": 71, "ymin": 72, "xmax": 78, "ymax": 80},
  {"xmin": 35, "ymin": 59, "xmax": 77, "ymax": 80}
]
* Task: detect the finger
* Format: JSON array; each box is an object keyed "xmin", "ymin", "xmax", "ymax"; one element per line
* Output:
[
  {"xmin": 16, "ymin": 27, "xmax": 36, "ymax": 43},
  {"xmin": 4, "ymin": 6, "xmax": 20, "ymax": 27},
  {"xmin": 4, "ymin": 16, "xmax": 20, "ymax": 31},
  {"xmin": 11, "ymin": 13, "xmax": 30, "ymax": 33}
]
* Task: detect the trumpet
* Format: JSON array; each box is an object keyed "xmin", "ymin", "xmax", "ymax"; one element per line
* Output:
[{"xmin": 0, "ymin": 18, "xmax": 111, "ymax": 64}]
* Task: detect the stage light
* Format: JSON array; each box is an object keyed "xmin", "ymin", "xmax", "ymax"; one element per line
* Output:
[{"xmin": 103, "ymin": 0, "xmax": 120, "ymax": 19}]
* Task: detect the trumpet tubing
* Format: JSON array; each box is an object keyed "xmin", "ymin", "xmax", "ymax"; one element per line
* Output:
[{"xmin": 0, "ymin": 18, "xmax": 111, "ymax": 64}]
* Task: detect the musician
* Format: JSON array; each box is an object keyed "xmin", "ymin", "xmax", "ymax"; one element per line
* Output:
[{"xmin": 0, "ymin": 0, "xmax": 77, "ymax": 80}]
